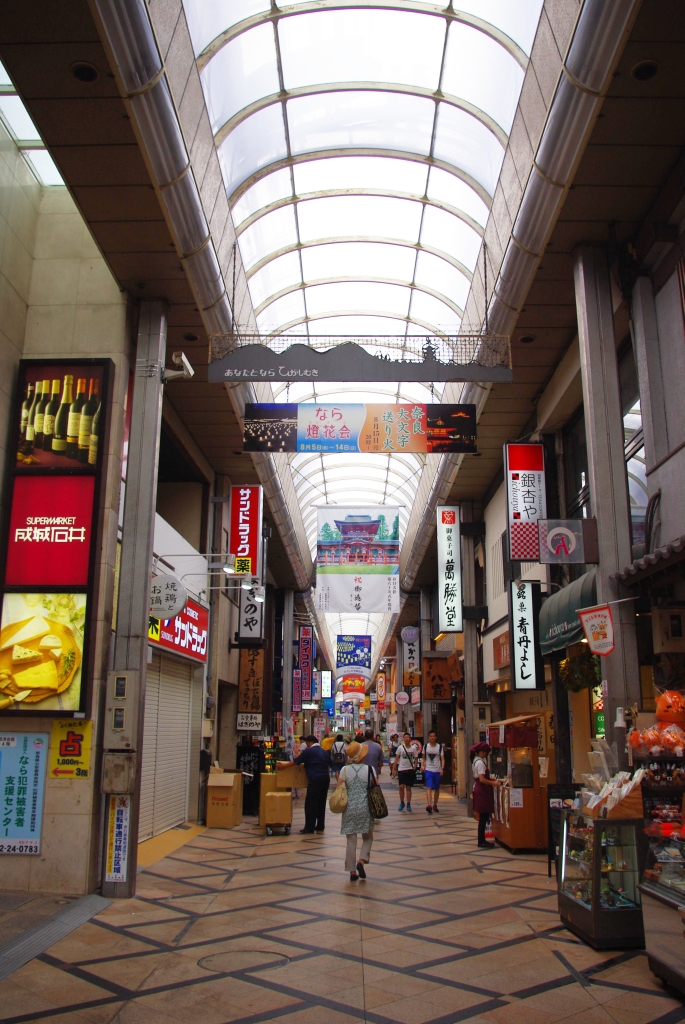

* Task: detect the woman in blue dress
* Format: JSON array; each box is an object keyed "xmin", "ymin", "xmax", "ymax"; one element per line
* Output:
[{"xmin": 335, "ymin": 740, "xmax": 375, "ymax": 881}]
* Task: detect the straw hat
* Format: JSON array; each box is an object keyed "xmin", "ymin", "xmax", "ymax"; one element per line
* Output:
[{"xmin": 345, "ymin": 741, "xmax": 368, "ymax": 763}]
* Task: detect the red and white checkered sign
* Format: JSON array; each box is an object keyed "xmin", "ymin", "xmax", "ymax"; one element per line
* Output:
[{"xmin": 509, "ymin": 522, "xmax": 541, "ymax": 560}]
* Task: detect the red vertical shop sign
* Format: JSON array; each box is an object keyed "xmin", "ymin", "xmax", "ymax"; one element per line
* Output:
[
  {"xmin": 292, "ymin": 669, "xmax": 302, "ymax": 713},
  {"xmin": 299, "ymin": 625, "xmax": 312, "ymax": 702},
  {"xmin": 228, "ymin": 485, "xmax": 263, "ymax": 577},
  {"xmin": 504, "ymin": 444, "xmax": 546, "ymax": 561}
]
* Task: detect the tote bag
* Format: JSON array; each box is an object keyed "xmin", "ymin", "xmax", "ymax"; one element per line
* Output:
[{"xmin": 367, "ymin": 766, "xmax": 389, "ymax": 819}]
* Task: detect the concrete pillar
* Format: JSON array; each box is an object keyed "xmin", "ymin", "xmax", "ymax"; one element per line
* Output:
[
  {"xmin": 282, "ymin": 589, "xmax": 294, "ymax": 722},
  {"xmin": 460, "ymin": 502, "xmax": 478, "ymax": 805},
  {"xmin": 573, "ymin": 247, "xmax": 641, "ymax": 750}
]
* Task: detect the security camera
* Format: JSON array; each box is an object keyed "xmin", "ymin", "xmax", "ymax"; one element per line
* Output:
[{"xmin": 164, "ymin": 351, "xmax": 195, "ymax": 381}]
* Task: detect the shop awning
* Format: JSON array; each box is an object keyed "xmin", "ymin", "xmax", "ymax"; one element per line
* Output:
[{"xmin": 539, "ymin": 568, "xmax": 597, "ymax": 655}]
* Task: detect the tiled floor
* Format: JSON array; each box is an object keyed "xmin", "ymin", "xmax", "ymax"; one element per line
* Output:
[{"xmin": 1, "ymin": 784, "xmax": 683, "ymax": 1024}]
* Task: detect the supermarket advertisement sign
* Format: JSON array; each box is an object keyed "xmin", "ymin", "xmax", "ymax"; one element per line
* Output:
[{"xmin": 148, "ymin": 598, "xmax": 208, "ymax": 662}]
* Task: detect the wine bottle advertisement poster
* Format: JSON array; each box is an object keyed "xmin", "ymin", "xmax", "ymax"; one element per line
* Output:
[{"xmin": 0, "ymin": 359, "xmax": 113, "ymax": 717}]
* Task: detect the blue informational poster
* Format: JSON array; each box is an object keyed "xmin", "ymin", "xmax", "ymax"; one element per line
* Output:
[{"xmin": 0, "ymin": 732, "xmax": 48, "ymax": 854}]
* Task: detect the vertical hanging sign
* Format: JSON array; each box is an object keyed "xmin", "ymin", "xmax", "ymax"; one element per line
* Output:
[
  {"xmin": 508, "ymin": 580, "xmax": 544, "ymax": 690},
  {"xmin": 298, "ymin": 625, "xmax": 313, "ymax": 702},
  {"xmin": 504, "ymin": 444, "xmax": 546, "ymax": 561},
  {"xmin": 292, "ymin": 668, "xmax": 302, "ymax": 714},
  {"xmin": 436, "ymin": 506, "xmax": 462, "ymax": 631},
  {"xmin": 401, "ymin": 626, "xmax": 420, "ymax": 688},
  {"xmin": 228, "ymin": 485, "xmax": 263, "ymax": 577}
]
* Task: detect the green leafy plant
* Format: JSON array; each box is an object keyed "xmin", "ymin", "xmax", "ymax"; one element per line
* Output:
[{"xmin": 559, "ymin": 649, "xmax": 601, "ymax": 692}]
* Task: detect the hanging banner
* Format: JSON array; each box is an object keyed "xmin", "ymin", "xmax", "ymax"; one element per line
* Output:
[
  {"xmin": 436, "ymin": 506, "xmax": 462, "ymax": 631},
  {"xmin": 292, "ymin": 668, "xmax": 302, "ymax": 714},
  {"xmin": 105, "ymin": 794, "xmax": 130, "ymax": 882},
  {"xmin": 321, "ymin": 669, "xmax": 332, "ymax": 699},
  {"xmin": 0, "ymin": 731, "xmax": 48, "ymax": 854},
  {"xmin": 578, "ymin": 604, "xmax": 615, "ymax": 656},
  {"xmin": 228, "ymin": 485, "xmax": 263, "ymax": 576},
  {"xmin": 377, "ymin": 673, "xmax": 386, "ymax": 704},
  {"xmin": 238, "ymin": 648, "xmax": 264, "ymax": 717},
  {"xmin": 401, "ymin": 626, "xmax": 420, "ymax": 689},
  {"xmin": 337, "ymin": 635, "xmax": 371, "ymax": 700},
  {"xmin": 509, "ymin": 580, "xmax": 544, "ymax": 690},
  {"xmin": 316, "ymin": 507, "xmax": 400, "ymax": 613},
  {"xmin": 244, "ymin": 403, "xmax": 477, "ymax": 454},
  {"xmin": 238, "ymin": 586, "xmax": 264, "ymax": 642},
  {"xmin": 299, "ymin": 625, "xmax": 313, "ymax": 702},
  {"xmin": 148, "ymin": 597, "xmax": 208, "ymax": 662},
  {"xmin": 504, "ymin": 444, "xmax": 546, "ymax": 561}
]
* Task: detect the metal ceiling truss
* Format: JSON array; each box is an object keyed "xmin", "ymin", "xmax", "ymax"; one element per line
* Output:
[
  {"xmin": 259, "ymin": 309, "xmax": 454, "ymax": 340},
  {"xmin": 254, "ymin": 276, "xmax": 464, "ymax": 319}
]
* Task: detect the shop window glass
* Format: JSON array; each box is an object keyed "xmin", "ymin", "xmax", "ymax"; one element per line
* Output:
[
  {"xmin": 619, "ymin": 344, "xmax": 647, "ymax": 548},
  {"xmin": 563, "ymin": 408, "xmax": 589, "ymax": 518}
]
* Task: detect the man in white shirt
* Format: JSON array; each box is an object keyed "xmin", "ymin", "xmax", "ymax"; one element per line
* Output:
[
  {"xmin": 392, "ymin": 732, "xmax": 420, "ymax": 811},
  {"xmin": 421, "ymin": 731, "xmax": 445, "ymax": 814}
]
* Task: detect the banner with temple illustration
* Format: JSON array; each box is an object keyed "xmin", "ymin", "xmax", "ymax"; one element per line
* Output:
[{"xmin": 316, "ymin": 506, "xmax": 400, "ymax": 613}]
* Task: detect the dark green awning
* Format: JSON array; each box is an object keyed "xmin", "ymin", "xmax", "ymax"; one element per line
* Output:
[{"xmin": 539, "ymin": 569, "xmax": 597, "ymax": 655}]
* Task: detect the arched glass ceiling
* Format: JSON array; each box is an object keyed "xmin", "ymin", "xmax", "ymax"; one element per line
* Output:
[{"xmin": 183, "ymin": 0, "xmax": 543, "ymax": 663}]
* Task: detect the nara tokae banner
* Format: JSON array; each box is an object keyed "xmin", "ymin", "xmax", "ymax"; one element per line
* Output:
[{"xmin": 316, "ymin": 506, "xmax": 400, "ymax": 613}]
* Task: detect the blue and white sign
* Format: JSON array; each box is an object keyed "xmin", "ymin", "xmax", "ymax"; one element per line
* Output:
[{"xmin": 0, "ymin": 732, "xmax": 48, "ymax": 854}]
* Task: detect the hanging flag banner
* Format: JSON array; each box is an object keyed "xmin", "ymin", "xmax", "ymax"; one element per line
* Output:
[
  {"xmin": 337, "ymin": 635, "xmax": 371, "ymax": 700},
  {"xmin": 299, "ymin": 625, "xmax": 313, "ymax": 701},
  {"xmin": 228, "ymin": 485, "xmax": 263, "ymax": 576},
  {"xmin": 509, "ymin": 580, "xmax": 544, "ymax": 690},
  {"xmin": 321, "ymin": 669, "xmax": 332, "ymax": 699},
  {"xmin": 401, "ymin": 625, "xmax": 420, "ymax": 688},
  {"xmin": 578, "ymin": 604, "xmax": 615, "ymax": 656},
  {"xmin": 377, "ymin": 673, "xmax": 386, "ymax": 704},
  {"xmin": 504, "ymin": 444, "xmax": 546, "ymax": 561},
  {"xmin": 292, "ymin": 668, "xmax": 302, "ymax": 713},
  {"xmin": 244, "ymin": 404, "xmax": 477, "ymax": 454},
  {"xmin": 316, "ymin": 507, "xmax": 400, "ymax": 613},
  {"xmin": 436, "ymin": 506, "xmax": 462, "ymax": 631}
]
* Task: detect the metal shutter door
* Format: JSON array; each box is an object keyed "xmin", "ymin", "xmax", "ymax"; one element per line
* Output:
[
  {"xmin": 138, "ymin": 655, "xmax": 160, "ymax": 841},
  {"xmin": 152, "ymin": 654, "xmax": 192, "ymax": 836}
]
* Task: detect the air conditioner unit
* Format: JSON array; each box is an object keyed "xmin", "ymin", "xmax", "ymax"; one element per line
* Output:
[{"xmin": 652, "ymin": 608, "xmax": 685, "ymax": 653}]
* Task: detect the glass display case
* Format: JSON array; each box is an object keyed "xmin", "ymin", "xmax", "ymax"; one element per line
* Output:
[
  {"xmin": 508, "ymin": 747, "xmax": 534, "ymax": 788},
  {"xmin": 558, "ymin": 810, "xmax": 645, "ymax": 949}
]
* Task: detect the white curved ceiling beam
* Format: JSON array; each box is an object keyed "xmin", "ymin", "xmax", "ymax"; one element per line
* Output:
[
  {"xmin": 214, "ymin": 85, "xmax": 508, "ymax": 149},
  {"xmin": 261, "ymin": 309, "xmax": 453, "ymax": 341},
  {"xmin": 254, "ymin": 277, "xmax": 464, "ymax": 319},
  {"xmin": 229, "ymin": 149, "xmax": 493, "ymax": 207},
  {"xmin": 196, "ymin": 1, "xmax": 529, "ymax": 72},
  {"xmin": 273, "ymin": 380, "xmax": 438, "ymax": 402},
  {"xmin": 235, "ymin": 188, "xmax": 484, "ymax": 238},
  {"xmin": 245, "ymin": 237, "xmax": 474, "ymax": 284}
]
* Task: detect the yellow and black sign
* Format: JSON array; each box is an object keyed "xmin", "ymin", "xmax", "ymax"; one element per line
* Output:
[{"xmin": 49, "ymin": 719, "xmax": 92, "ymax": 779}]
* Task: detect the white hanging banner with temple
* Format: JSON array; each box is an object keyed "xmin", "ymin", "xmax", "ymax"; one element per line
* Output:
[
  {"xmin": 436, "ymin": 506, "xmax": 462, "ymax": 632},
  {"xmin": 504, "ymin": 444, "xmax": 546, "ymax": 561}
]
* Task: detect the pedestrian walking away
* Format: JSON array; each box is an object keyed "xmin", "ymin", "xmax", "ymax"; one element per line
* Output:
[
  {"xmin": 422, "ymin": 731, "xmax": 445, "ymax": 813},
  {"xmin": 364, "ymin": 729, "xmax": 384, "ymax": 778},
  {"xmin": 277, "ymin": 734, "xmax": 331, "ymax": 833},
  {"xmin": 335, "ymin": 740, "xmax": 375, "ymax": 881},
  {"xmin": 329, "ymin": 734, "xmax": 348, "ymax": 781},
  {"xmin": 392, "ymin": 732, "xmax": 420, "ymax": 811},
  {"xmin": 470, "ymin": 741, "xmax": 501, "ymax": 848}
]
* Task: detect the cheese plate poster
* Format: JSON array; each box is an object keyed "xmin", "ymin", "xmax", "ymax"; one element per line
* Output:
[{"xmin": 244, "ymin": 403, "xmax": 477, "ymax": 454}]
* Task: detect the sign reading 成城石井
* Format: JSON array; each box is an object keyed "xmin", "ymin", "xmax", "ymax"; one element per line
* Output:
[
  {"xmin": 228, "ymin": 485, "xmax": 263, "ymax": 577},
  {"xmin": 508, "ymin": 580, "xmax": 544, "ymax": 690},
  {"xmin": 504, "ymin": 444, "xmax": 546, "ymax": 562},
  {"xmin": 148, "ymin": 598, "xmax": 208, "ymax": 662},
  {"xmin": 1, "ymin": 359, "xmax": 113, "ymax": 717},
  {"xmin": 299, "ymin": 625, "xmax": 313, "ymax": 702},
  {"xmin": 436, "ymin": 506, "xmax": 462, "ymax": 632},
  {"xmin": 238, "ymin": 648, "xmax": 264, "ymax": 718}
]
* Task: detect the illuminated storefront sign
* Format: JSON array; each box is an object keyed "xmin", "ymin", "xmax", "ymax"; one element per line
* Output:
[
  {"xmin": 148, "ymin": 598, "xmax": 208, "ymax": 662},
  {"xmin": 228, "ymin": 485, "xmax": 263, "ymax": 576},
  {"xmin": 436, "ymin": 506, "xmax": 462, "ymax": 632},
  {"xmin": 504, "ymin": 444, "xmax": 546, "ymax": 561},
  {"xmin": 509, "ymin": 580, "xmax": 544, "ymax": 690},
  {"xmin": 299, "ymin": 625, "xmax": 313, "ymax": 702}
]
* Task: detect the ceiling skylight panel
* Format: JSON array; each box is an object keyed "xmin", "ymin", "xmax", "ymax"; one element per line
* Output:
[
  {"xmin": 433, "ymin": 104, "xmax": 503, "ymax": 197},
  {"xmin": 454, "ymin": 0, "xmax": 544, "ymax": 56},
  {"xmin": 218, "ymin": 105, "xmax": 287, "ymax": 196},
  {"xmin": 309, "ymin": 385, "xmax": 410, "ymax": 403},
  {"xmin": 0, "ymin": 95, "xmax": 40, "ymax": 140},
  {"xmin": 420, "ymin": 206, "xmax": 482, "ymax": 270},
  {"xmin": 305, "ymin": 282, "xmax": 410, "ymax": 317},
  {"xmin": 182, "ymin": 0, "xmax": 271, "ymax": 55},
  {"xmin": 256, "ymin": 290, "xmax": 306, "ymax": 331},
  {"xmin": 442, "ymin": 23, "xmax": 523, "ymax": 134},
  {"xmin": 238, "ymin": 204, "xmax": 298, "ymax": 269},
  {"xmin": 414, "ymin": 252, "xmax": 470, "ymax": 309},
  {"xmin": 288, "ymin": 92, "xmax": 434, "ymax": 159},
  {"xmin": 410, "ymin": 291, "xmax": 461, "ymax": 331},
  {"xmin": 301, "ymin": 242, "xmax": 416, "ymax": 283},
  {"xmin": 201, "ymin": 24, "xmax": 279, "ymax": 132},
  {"xmin": 293, "ymin": 155, "xmax": 428, "ymax": 198},
  {"xmin": 297, "ymin": 195, "xmax": 422, "ymax": 244},
  {"xmin": 232, "ymin": 168, "xmax": 294, "ymax": 227},
  {"xmin": 248, "ymin": 252, "xmax": 303, "ymax": 308},
  {"xmin": 25, "ymin": 150, "xmax": 63, "ymax": 186},
  {"xmin": 278, "ymin": 10, "xmax": 445, "ymax": 91},
  {"xmin": 307, "ymin": 315, "xmax": 410, "ymax": 337},
  {"xmin": 427, "ymin": 168, "xmax": 489, "ymax": 226}
]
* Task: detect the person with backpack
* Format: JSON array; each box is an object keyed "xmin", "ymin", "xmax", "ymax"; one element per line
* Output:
[
  {"xmin": 334, "ymin": 740, "xmax": 376, "ymax": 881},
  {"xmin": 329, "ymin": 734, "xmax": 347, "ymax": 781},
  {"xmin": 421, "ymin": 730, "xmax": 445, "ymax": 814},
  {"xmin": 392, "ymin": 732, "xmax": 420, "ymax": 811}
]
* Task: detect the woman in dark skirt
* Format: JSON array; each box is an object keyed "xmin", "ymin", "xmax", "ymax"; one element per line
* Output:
[{"xmin": 470, "ymin": 742, "xmax": 501, "ymax": 848}]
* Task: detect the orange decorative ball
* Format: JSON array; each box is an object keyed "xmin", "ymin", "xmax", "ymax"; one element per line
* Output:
[{"xmin": 655, "ymin": 690, "xmax": 685, "ymax": 724}]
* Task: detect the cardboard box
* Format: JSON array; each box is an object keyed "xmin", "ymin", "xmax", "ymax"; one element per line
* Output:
[
  {"xmin": 275, "ymin": 763, "xmax": 308, "ymax": 789},
  {"xmin": 264, "ymin": 791, "xmax": 292, "ymax": 826},
  {"xmin": 206, "ymin": 769, "xmax": 243, "ymax": 828}
]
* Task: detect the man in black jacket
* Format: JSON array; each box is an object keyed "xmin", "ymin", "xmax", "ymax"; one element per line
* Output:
[{"xmin": 277, "ymin": 735, "xmax": 331, "ymax": 833}]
